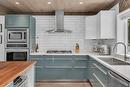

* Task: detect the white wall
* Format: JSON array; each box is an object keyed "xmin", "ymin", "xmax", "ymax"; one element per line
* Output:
[{"xmin": 33, "ymin": 16, "xmax": 86, "ymax": 53}]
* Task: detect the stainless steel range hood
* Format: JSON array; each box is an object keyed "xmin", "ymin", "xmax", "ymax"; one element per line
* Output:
[{"xmin": 46, "ymin": 10, "xmax": 72, "ymax": 33}]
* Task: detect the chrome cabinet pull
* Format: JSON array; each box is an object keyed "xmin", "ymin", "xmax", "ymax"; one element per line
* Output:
[
  {"xmin": 93, "ymin": 63, "xmax": 107, "ymax": 75},
  {"xmin": 45, "ymin": 66, "xmax": 72, "ymax": 69},
  {"xmin": 108, "ymin": 72, "xmax": 129, "ymax": 87},
  {"xmin": 93, "ymin": 73, "xmax": 106, "ymax": 87},
  {"xmin": 36, "ymin": 66, "xmax": 43, "ymax": 69}
]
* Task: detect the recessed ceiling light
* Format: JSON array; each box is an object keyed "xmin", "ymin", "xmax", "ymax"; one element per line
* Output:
[
  {"xmin": 15, "ymin": 2, "xmax": 20, "ymax": 5},
  {"xmin": 79, "ymin": 1, "xmax": 83, "ymax": 4},
  {"xmin": 47, "ymin": 1, "xmax": 52, "ymax": 4}
]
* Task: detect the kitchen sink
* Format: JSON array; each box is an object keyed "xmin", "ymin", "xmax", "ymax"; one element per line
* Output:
[{"xmin": 98, "ymin": 57, "xmax": 130, "ymax": 65}]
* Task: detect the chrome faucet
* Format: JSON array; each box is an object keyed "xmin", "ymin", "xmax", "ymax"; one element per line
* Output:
[{"xmin": 113, "ymin": 42, "xmax": 128, "ymax": 61}]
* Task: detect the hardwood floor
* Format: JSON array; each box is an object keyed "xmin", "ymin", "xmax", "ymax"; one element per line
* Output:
[{"xmin": 36, "ymin": 81, "xmax": 91, "ymax": 87}]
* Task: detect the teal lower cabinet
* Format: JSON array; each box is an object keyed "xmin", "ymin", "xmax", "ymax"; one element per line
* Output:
[
  {"xmin": 88, "ymin": 56, "xmax": 109, "ymax": 87},
  {"xmin": 29, "ymin": 55, "xmax": 44, "ymax": 80},
  {"xmin": 29, "ymin": 55, "xmax": 130, "ymax": 87},
  {"xmin": 29, "ymin": 55, "xmax": 88, "ymax": 81}
]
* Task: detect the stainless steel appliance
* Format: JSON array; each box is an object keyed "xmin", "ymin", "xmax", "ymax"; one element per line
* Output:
[
  {"xmin": 7, "ymin": 29, "xmax": 28, "ymax": 43},
  {"xmin": 6, "ymin": 49, "xmax": 28, "ymax": 61},
  {"xmin": 108, "ymin": 71, "xmax": 129, "ymax": 87},
  {"xmin": 13, "ymin": 76, "xmax": 27, "ymax": 87},
  {"xmin": 46, "ymin": 10, "xmax": 72, "ymax": 33},
  {"xmin": 47, "ymin": 50, "xmax": 72, "ymax": 54},
  {"xmin": 5, "ymin": 29, "xmax": 29, "ymax": 48}
]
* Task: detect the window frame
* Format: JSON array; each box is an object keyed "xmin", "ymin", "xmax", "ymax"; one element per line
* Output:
[{"xmin": 125, "ymin": 18, "xmax": 130, "ymax": 54}]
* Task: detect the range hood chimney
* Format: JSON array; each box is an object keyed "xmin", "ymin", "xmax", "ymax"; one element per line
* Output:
[{"xmin": 46, "ymin": 10, "xmax": 72, "ymax": 33}]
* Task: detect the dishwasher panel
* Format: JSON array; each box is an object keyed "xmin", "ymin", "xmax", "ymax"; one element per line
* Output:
[{"xmin": 108, "ymin": 71, "xmax": 129, "ymax": 87}]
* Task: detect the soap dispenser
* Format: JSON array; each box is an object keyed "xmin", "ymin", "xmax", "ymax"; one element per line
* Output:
[{"xmin": 75, "ymin": 43, "xmax": 80, "ymax": 53}]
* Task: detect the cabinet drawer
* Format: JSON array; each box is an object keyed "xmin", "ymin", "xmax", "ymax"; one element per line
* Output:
[
  {"xmin": 73, "ymin": 60, "xmax": 88, "ymax": 68},
  {"xmin": 74, "ymin": 57, "xmax": 87, "ymax": 60},
  {"xmin": 44, "ymin": 60, "xmax": 73, "ymax": 69},
  {"xmin": 92, "ymin": 62, "xmax": 108, "ymax": 86},
  {"xmin": 38, "ymin": 68, "xmax": 73, "ymax": 80},
  {"xmin": 92, "ymin": 63, "xmax": 107, "ymax": 75},
  {"xmin": 44, "ymin": 58, "xmax": 73, "ymax": 60},
  {"xmin": 92, "ymin": 73, "xmax": 106, "ymax": 87}
]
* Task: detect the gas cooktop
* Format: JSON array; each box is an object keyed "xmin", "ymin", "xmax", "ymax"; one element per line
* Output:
[{"xmin": 46, "ymin": 50, "xmax": 72, "ymax": 54}]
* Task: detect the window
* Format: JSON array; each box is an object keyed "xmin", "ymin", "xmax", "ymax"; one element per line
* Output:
[{"xmin": 128, "ymin": 19, "xmax": 130, "ymax": 52}]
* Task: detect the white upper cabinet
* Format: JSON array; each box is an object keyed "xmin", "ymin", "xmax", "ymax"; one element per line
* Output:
[
  {"xmin": 85, "ymin": 15, "xmax": 97, "ymax": 39},
  {"xmin": 97, "ymin": 10, "xmax": 116, "ymax": 39},
  {"xmin": 85, "ymin": 10, "xmax": 116, "ymax": 39}
]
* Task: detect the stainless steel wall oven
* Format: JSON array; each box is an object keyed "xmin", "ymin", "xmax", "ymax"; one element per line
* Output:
[
  {"xmin": 6, "ymin": 49, "xmax": 28, "ymax": 61},
  {"xmin": 5, "ymin": 28, "xmax": 29, "ymax": 48}
]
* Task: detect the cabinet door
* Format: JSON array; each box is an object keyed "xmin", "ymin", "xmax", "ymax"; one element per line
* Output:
[
  {"xmin": 5, "ymin": 15, "xmax": 30, "ymax": 28},
  {"xmin": 29, "ymin": 55, "xmax": 44, "ymax": 80},
  {"xmin": 99, "ymin": 10, "xmax": 116, "ymax": 39},
  {"xmin": 85, "ymin": 15, "xmax": 97, "ymax": 39},
  {"xmin": 72, "ymin": 56, "xmax": 88, "ymax": 80}
]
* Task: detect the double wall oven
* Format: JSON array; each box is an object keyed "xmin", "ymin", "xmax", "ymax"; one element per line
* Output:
[{"xmin": 5, "ymin": 28, "xmax": 29, "ymax": 61}]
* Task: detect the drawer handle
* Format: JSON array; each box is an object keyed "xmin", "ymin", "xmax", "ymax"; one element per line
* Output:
[
  {"xmin": 93, "ymin": 73, "xmax": 106, "ymax": 87},
  {"xmin": 36, "ymin": 66, "xmax": 43, "ymax": 69},
  {"xmin": 45, "ymin": 66, "xmax": 72, "ymax": 69},
  {"xmin": 108, "ymin": 72, "xmax": 129, "ymax": 87},
  {"xmin": 93, "ymin": 63, "xmax": 107, "ymax": 75},
  {"xmin": 73, "ymin": 66, "xmax": 87, "ymax": 68}
]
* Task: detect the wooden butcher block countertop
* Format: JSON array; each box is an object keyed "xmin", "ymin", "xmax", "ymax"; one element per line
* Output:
[{"xmin": 0, "ymin": 61, "xmax": 36, "ymax": 87}]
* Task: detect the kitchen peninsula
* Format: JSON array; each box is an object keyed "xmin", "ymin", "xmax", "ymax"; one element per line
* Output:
[{"xmin": 0, "ymin": 61, "xmax": 36, "ymax": 87}]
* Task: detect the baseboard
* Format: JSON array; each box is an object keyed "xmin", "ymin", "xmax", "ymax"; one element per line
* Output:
[{"xmin": 36, "ymin": 80, "xmax": 89, "ymax": 83}]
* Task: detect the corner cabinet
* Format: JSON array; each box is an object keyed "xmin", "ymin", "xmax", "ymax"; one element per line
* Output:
[
  {"xmin": 85, "ymin": 10, "xmax": 116, "ymax": 39},
  {"xmin": 5, "ymin": 15, "xmax": 30, "ymax": 28}
]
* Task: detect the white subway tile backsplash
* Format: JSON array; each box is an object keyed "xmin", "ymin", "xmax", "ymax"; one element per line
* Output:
[{"xmin": 33, "ymin": 16, "xmax": 86, "ymax": 53}]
